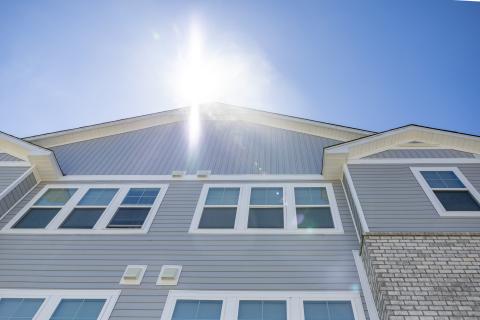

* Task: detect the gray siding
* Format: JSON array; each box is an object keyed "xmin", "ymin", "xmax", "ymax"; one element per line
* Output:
[
  {"xmin": 0, "ymin": 171, "xmax": 36, "ymax": 218},
  {"xmin": 0, "ymin": 167, "xmax": 29, "ymax": 193},
  {"xmin": 52, "ymin": 120, "xmax": 340, "ymax": 175},
  {"xmin": 348, "ymin": 163, "xmax": 480, "ymax": 232},
  {"xmin": 0, "ymin": 153, "xmax": 22, "ymax": 161},
  {"xmin": 363, "ymin": 149, "xmax": 475, "ymax": 159},
  {"xmin": 0, "ymin": 179, "xmax": 367, "ymax": 320},
  {"xmin": 342, "ymin": 175, "xmax": 364, "ymax": 237}
]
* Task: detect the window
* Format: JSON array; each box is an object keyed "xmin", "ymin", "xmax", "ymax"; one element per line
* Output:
[
  {"xmin": 160, "ymin": 291, "xmax": 365, "ymax": 320},
  {"xmin": 411, "ymin": 167, "xmax": 480, "ymax": 217},
  {"xmin": 190, "ymin": 184, "xmax": 343, "ymax": 234},
  {"xmin": 198, "ymin": 187, "xmax": 240, "ymax": 229},
  {"xmin": 0, "ymin": 289, "xmax": 119, "ymax": 320},
  {"xmin": 3, "ymin": 184, "xmax": 168, "ymax": 234}
]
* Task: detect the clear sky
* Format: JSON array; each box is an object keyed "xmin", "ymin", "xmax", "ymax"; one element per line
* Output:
[{"xmin": 0, "ymin": 0, "xmax": 479, "ymax": 137}]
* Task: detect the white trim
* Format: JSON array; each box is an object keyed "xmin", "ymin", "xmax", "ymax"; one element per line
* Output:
[
  {"xmin": 353, "ymin": 250, "xmax": 380, "ymax": 320},
  {"xmin": 410, "ymin": 167, "xmax": 480, "ymax": 217},
  {"xmin": 59, "ymin": 174, "xmax": 325, "ymax": 182},
  {"xmin": 0, "ymin": 289, "xmax": 120, "ymax": 320},
  {"xmin": 0, "ymin": 167, "xmax": 34, "ymax": 201},
  {"xmin": 0, "ymin": 161, "xmax": 30, "ymax": 167},
  {"xmin": 189, "ymin": 183, "xmax": 344, "ymax": 235},
  {"xmin": 349, "ymin": 158, "xmax": 480, "ymax": 165},
  {"xmin": 161, "ymin": 290, "xmax": 366, "ymax": 320},
  {"xmin": 1, "ymin": 183, "xmax": 168, "ymax": 234},
  {"xmin": 342, "ymin": 165, "xmax": 369, "ymax": 233}
]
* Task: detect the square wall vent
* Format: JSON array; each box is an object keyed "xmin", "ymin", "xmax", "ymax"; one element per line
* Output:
[
  {"xmin": 171, "ymin": 170, "xmax": 186, "ymax": 177},
  {"xmin": 196, "ymin": 170, "xmax": 211, "ymax": 178},
  {"xmin": 157, "ymin": 265, "xmax": 182, "ymax": 286},
  {"xmin": 120, "ymin": 265, "xmax": 147, "ymax": 285}
]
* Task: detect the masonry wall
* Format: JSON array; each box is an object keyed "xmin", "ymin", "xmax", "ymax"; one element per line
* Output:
[{"xmin": 361, "ymin": 233, "xmax": 480, "ymax": 320}]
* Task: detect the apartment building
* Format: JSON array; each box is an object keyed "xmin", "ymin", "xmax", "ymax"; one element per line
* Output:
[{"xmin": 0, "ymin": 103, "xmax": 478, "ymax": 320}]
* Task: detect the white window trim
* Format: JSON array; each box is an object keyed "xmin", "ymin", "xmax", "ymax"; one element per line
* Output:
[
  {"xmin": 160, "ymin": 290, "xmax": 366, "ymax": 320},
  {"xmin": 411, "ymin": 167, "xmax": 480, "ymax": 217},
  {"xmin": 189, "ymin": 183, "xmax": 343, "ymax": 234},
  {"xmin": 0, "ymin": 289, "xmax": 120, "ymax": 320},
  {"xmin": 1, "ymin": 183, "xmax": 168, "ymax": 234}
]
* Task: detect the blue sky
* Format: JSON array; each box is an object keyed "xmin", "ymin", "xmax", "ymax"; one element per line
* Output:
[{"xmin": 0, "ymin": 0, "xmax": 479, "ymax": 137}]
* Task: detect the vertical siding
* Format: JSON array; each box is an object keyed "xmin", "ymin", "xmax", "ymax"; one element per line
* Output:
[
  {"xmin": 0, "ymin": 171, "xmax": 36, "ymax": 218},
  {"xmin": 0, "ymin": 167, "xmax": 29, "ymax": 193},
  {"xmin": 348, "ymin": 163, "xmax": 480, "ymax": 232},
  {"xmin": 51, "ymin": 121, "xmax": 340, "ymax": 175},
  {"xmin": 363, "ymin": 149, "xmax": 475, "ymax": 159},
  {"xmin": 0, "ymin": 179, "xmax": 368, "ymax": 320}
]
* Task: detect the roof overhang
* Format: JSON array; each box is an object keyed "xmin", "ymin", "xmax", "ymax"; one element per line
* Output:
[
  {"xmin": 322, "ymin": 125, "xmax": 480, "ymax": 179},
  {"xmin": 0, "ymin": 132, "xmax": 62, "ymax": 180},
  {"xmin": 25, "ymin": 103, "xmax": 374, "ymax": 148}
]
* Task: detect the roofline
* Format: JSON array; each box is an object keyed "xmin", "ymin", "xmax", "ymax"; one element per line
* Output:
[{"xmin": 24, "ymin": 103, "xmax": 375, "ymax": 143}]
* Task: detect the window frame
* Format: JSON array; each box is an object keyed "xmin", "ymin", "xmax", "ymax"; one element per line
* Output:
[
  {"xmin": 1, "ymin": 183, "xmax": 168, "ymax": 234},
  {"xmin": 160, "ymin": 290, "xmax": 366, "ymax": 320},
  {"xmin": 411, "ymin": 167, "xmax": 480, "ymax": 217},
  {"xmin": 0, "ymin": 289, "xmax": 120, "ymax": 320},
  {"xmin": 190, "ymin": 183, "xmax": 343, "ymax": 234}
]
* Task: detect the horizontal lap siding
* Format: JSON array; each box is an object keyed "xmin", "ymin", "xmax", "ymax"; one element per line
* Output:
[
  {"xmin": 363, "ymin": 149, "xmax": 475, "ymax": 158},
  {"xmin": 348, "ymin": 163, "xmax": 480, "ymax": 232},
  {"xmin": 0, "ymin": 153, "xmax": 23, "ymax": 161},
  {"xmin": 0, "ymin": 167, "xmax": 29, "ymax": 193},
  {"xmin": 0, "ymin": 179, "xmax": 367, "ymax": 320},
  {"xmin": 51, "ymin": 121, "xmax": 340, "ymax": 175}
]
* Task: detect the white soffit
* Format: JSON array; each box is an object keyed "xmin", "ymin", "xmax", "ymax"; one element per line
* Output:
[
  {"xmin": 24, "ymin": 103, "xmax": 373, "ymax": 148},
  {"xmin": 323, "ymin": 125, "xmax": 480, "ymax": 179},
  {"xmin": 0, "ymin": 131, "xmax": 62, "ymax": 180}
]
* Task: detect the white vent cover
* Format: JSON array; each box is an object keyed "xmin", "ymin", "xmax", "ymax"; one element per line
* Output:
[
  {"xmin": 120, "ymin": 265, "xmax": 147, "ymax": 285},
  {"xmin": 171, "ymin": 170, "xmax": 186, "ymax": 177},
  {"xmin": 196, "ymin": 170, "xmax": 211, "ymax": 178},
  {"xmin": 157, "ymin": 265, "xmax": 182, "ymax": 286}
]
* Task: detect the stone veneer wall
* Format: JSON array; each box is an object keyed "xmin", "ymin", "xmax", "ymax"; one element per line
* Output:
[{"xmin": 361, "ymin": 233, "xmax": 480, "ymax": 320}]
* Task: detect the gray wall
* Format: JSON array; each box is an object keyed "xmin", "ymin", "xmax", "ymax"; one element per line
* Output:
[
  {"xmin": 0, "ymin": 153, "xmax": 22, "ymax": 161},
  {"xmin": 363, "ymin": 149, "xmax": 475, "ymax": 159},
  {"xmin": 0, "ymin": 179, "xmax": 367, "ymax": 320},
  {"xmin": 342, "ymin": 175, "xmax": 363, "ymax": 237},
  {"xmin": 52, "ymin": 120, "xmax": 340, "ymax": 175},
  {"xmin": 0, "ymin": 167, "xmax": 29, "ymax": 193},
  {"xmin": 0, "ymin": 171, "xmax": 36, "ymax": 218},
  {"xmin": 348, "ymin": 163, "xmax": 480, "ymax": 232}
]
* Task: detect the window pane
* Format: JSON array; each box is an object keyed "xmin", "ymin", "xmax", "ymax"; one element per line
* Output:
[
  {"xmin": 13, "ymin": 208, "xmax": 60, "ymax": 229},
  {"xmin": 0, "ymin": 298, "xmax": 44, "ymax": 320},
  {"xmin": 434, "ymin": 190, "xmax": 480, "ymax": 211},
  {"xmin": 122, "ymin": 188, "xmax": 160, "ymax": 205},
  {"xmin": 297, "ymin": 208, "xmax": 334, "ymax": 228},
  {"xmin": 34, "ymin": 188, "xmax": 77, "ymax": 206},
  {"xmin": 172, "ymin": 300, "xmax": 222, "ymax": 320},
  {"xmin": 421, "ymin": 171, "xmax": 465, "ymax": 188},
  {"xmin": 238, "ymin": 301, "xmax": 286, "ymax": 320},
  {"xmin": 60, "ymin": 208, "xmax": 104, "ymax": 229},
  {"xmin": 107, "ymin": 207, "xmax": 150, "ymax": 228},
  {"xmin": 205, "ymin": 188, "xmax": 240, "ymax": 205},
  {"xmin": 248, "ymin": 208, "xmax": 284, "ymax": 228},
  {"xmin": 295, "ymin": 187, "xmax": 329, "ymax": 205},
  {"xmin": 250, "ymin": 188, "xmax": 283, "ymax": 205},
  {"xmin": 304, "ymin": 301, "xmax": 355, "ymax": 320},
  {"xmin": 199, "ymin": 208, "xmax": 236, "ymax": 229},
  {"xmin": 78, "ymin": 188, "xmax": 118, "ymax": 206},
  {"xmin": 50, "ymin": 299, "xmax": 106, "ymax": 320}
]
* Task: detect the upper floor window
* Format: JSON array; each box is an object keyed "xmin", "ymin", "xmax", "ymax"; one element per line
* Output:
[
  {"xmin": 161, "ymin": 291, "xmax": 365, "ymax": 320},
  {"xmin": 0, "ymin": 289, "xmax": 119, "ymax": 320},
  {"xmin": 411, "ymin": 167, "xmax": 480, "ymax": 217},
  {"xmin": 190, "ymin": 183, "xmax": 343, "ymax": 234},
  {"xmin": 2, "ymin": 184, "xmax": 168, "ymax": 234}
]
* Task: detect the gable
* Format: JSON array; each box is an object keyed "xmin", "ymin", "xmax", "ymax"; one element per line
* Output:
[
  {"xmin": 52, "ymin": 120, "xmax": 341, "ymax": 175},
  {"xmin": 362, "ymin": 149, "xmax": 476, "ymax": 159}
]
